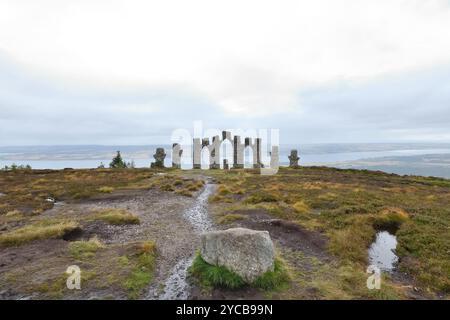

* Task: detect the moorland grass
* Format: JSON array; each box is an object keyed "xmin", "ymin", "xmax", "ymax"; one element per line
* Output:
[
  {"xmin": 124, "ymin": 241, "xmax": 157, "ymax": 299},
  {"xmin": 0, "ymin": 220, "xmax": 79, "ymax": 247},
  {"xmin": 91, "ymin": 209, "xmax": 140, "ymax": 225},
  {"xmin": 189, "ymin": 253, "xmax": 289, "ymax": 291},
  {"xmin": 217, "ymin": 213, "xmax": 247, "ymax": 224},
  {"xmin": 69, "ymin": 237, "xmax": 104, "ymax": 260},
  {"xmin": 205, "ymin": 167, "xmax": 450, "ymax": 296}
]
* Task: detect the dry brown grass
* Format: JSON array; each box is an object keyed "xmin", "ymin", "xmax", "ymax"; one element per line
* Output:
[
  {"xmin": 217, "ymin": 213, "xmax": 247, "ymax": 224},
  {"xmin": 0, "ymin": 220, "xmax": 79, "ymax": 247},
  {"xmin": 90, "ymin": 209, "xmax": 140, "ymax": 225}
]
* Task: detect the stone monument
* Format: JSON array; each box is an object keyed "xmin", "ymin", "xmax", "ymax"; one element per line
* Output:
[
  {"xmin": 288, "ymin": 149, "xmax": 300, "ymax": 168},
  {"xmin": 151, "ymin": 147, "xmax": 166, "ymax": 168}
]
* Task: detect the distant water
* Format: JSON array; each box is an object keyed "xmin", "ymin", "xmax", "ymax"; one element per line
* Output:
[
  {"xmin": 297, "ymin": 148, "xmax": 450, "ymax": 165},
  {"xmin": 2, "ymin": 145, "xmax": 450, "ymax": 179}
]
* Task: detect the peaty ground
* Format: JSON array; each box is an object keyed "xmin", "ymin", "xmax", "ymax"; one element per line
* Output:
[{"xmin": 0, "ymin": 167, "xmax": 448, "ymax": 300}]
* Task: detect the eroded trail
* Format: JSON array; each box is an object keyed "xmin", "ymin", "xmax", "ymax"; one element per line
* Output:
[{"xmin": 148, "ymin": 182, "xmax": 215, "ymax": 300}]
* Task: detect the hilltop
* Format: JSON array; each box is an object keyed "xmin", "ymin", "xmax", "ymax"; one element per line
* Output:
[{"xmin": 0, "ymin": 167, "xmax": 448, "ymax": 299}]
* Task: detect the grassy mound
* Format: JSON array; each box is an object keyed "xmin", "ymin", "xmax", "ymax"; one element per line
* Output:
[
  {"xmin": 0, "ymin": 220, "xmax": 79, "ymax": 247},
  {"xmin": 189, "ymin": 253, "xmax": 289, "ymax": 290},
  {"xmin": 91, "ymin": 209, "xmax": 140, "ymax": 225},
  {"xmin": 69, "ymin": 237, "xmax": 104, "ymax": 260}
]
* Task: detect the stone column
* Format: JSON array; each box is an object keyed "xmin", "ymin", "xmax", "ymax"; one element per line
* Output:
[
  {"xmin": 209, "ymin": 135, "xmax": 221, "ymax": 169},
  {"xmin": 172, "ymin": 143, "xmax": 183, "ymax": 169},
  {"xmin": 233, "ymin": 135, "xmax": 244, "ymax": 169},
  {"xmin": 192, "ymin": 138, "xmax": 202, "ymax": 169}
]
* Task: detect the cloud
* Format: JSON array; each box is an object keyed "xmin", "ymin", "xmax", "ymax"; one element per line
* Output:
[
  {"xmin": 1, "ymin": 0, "xmax": 450, "ymax": 116},
  {"xmin": 1, "ymin": 1, "xmax": 450, "ymax": 145}
]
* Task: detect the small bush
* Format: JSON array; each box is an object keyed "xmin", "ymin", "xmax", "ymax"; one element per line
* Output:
[{"xmin": 109, "ymin": 151, "xmax": 127, "ymax": 169}]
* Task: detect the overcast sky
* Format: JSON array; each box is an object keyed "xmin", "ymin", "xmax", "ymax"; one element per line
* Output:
[{"xmin": 1, "ymin": 0, "xmax": 450, "ymax": 146}]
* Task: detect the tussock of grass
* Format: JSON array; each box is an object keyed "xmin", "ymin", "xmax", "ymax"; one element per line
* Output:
[
  {"xmin": 92, "ymin": 209, "xmax": 140, "ymax": 225},
  {"xmin": 217, "ymin": 185, "xmax": 231, "ymax": 195},
  {"xmin": 69, "ymin": 237, "xmax": 104, "ymax": 260},
  {"xmin": 328, "ymin": 216, "xmax": 375, "ymax": 264},
  {"xmin": 245, "ymin": 193, "xmax": 279, "ymax": 204},
  {"xmin": 160, "ymin": 184, "xmax": 174, "ymax": 192},
  {"xmin": 186, "ymin": 180, "xmax": 204, "ymax": 192},
  {"xmin": 308, "ymin": 264, "xmax": 402, "ymax": 300},
  {"xmin": 209, "ymin": 194, "xmax": 224, "ymax": 202},
  {"xmin": 5, "ymin": 210, "xmax": 22, "ymax": 217},
  {"xmin": 175, "ymin": 189, "xmax": 193, "ymax": 197},
  {"xmin": 292, "ymin": 200, "xmax": 310, "ymax": 214},
  {"xmin": 189, "ymin": 254, "xmax": 245, "ymax": 289},
  {"xmin": 150, "ymin": 175, "xmax": 204, "ymax": 195},
  {"xmin": 173, "ymin": 179, "xmax": 183, "ymax": 186},
  {"xmin": 189, "ymin": 253, "xmax": 289, "ymax": 290},
  {"xmin": 124, "ymin": 241, "xmax": 157, "ymax": 299},
  {"xmin": 253, "ymin": 258, "xmax": 290, "ymax": 290},
  {"xmin": 2, "ymin": 210, "xmax": 25, "ymax": 223},
  {"xmin": 373, "ymin": 207, "xmax": 409, "ymax": 231},
  {"xmin": 217, "ymin": 213, "xmax": 247, "ymax": 224},
  {"xmin": 98, "ymin": 186, "xmax": 114, "ymax": 193},
  {"xmin": 0, "ymin": 220, "xmax": 79, "ymax": 247}
]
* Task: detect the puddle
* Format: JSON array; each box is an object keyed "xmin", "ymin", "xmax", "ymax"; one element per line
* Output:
[{"xmin": 368, "ymin": 231, "xmax": 399, "ymax": 272}]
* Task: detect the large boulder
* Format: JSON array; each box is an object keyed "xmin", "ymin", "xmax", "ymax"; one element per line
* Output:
[{"xmin": 200, "ymin": 228, "xmax": 275, "ymax": 283}]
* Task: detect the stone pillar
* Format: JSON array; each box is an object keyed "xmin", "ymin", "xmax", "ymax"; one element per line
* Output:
[
  {"xmin": 222, "ymin": 130, "xmax": 232, "ymax": 142},
  {"xmin": 193, "ymin": 138, "xmax": 202, "ymax": 169},
  {"xmin": 252, "ymin": 138, "xmax": 263, "ymax": 168},
  {"xmin": 288, "ymin": 149, "xmax": 300, "ymax": 168},
  {"xmin": 233, "ymin": 135, "xmax": 244, "ymax": 169},
  {"xmin": 209, "ymin": 135, "xmax": 221, "ymax": 169},
  {"xmin": 151, "ymin": 148, "xmax": 166, "ymax": 168},
  {"xmin": 270, "ymin": 146, "xmax": 279, "ymax": 169},
  {"xmin": 172, "ymin": 143, "xmax": 183, "ymax": 169},
  {"xmin": 243, "ymin": 137, "xmax": 263, "ymax": 169}
]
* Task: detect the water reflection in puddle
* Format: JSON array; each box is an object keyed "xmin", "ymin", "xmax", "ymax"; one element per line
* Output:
[{"xmin": 368, "ymin": 231, "xmax": 398, "ymax": 272}]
